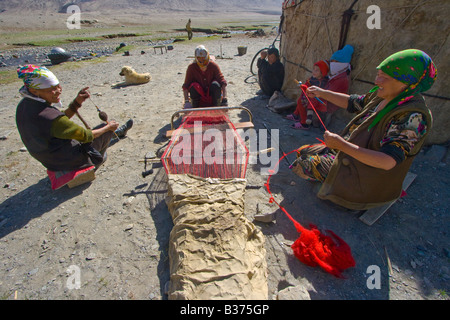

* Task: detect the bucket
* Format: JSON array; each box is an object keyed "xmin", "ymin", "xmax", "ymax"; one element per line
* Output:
[{"xmin": 237, "ymin": 46, "xmax": 247, "ymax": 56}]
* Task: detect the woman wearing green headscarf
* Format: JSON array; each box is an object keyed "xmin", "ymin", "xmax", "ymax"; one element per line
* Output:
[{"xmin": 291, "ymin": 49, "xmax": 437, "ymax": 210}]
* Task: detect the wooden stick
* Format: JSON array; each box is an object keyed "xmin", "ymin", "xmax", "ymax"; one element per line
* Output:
[
  {"xmin": 384, "ymin": 246, "xmax": 394, "ymax": 276},
  {"xmin": 250, "ymin": 147, "xmax": 275, "ymax": 156},
  {"xmin": 75, "ymin": 111, "xmax": 91, "ymax": 130},
  {"xmin": 359, "ymin": 172, "xmax": 417, "ymax": 225},
  {"xmin": 262, "ymin": 122, "xmax": 292, "ymax": 167},
  {"xmin": 138, "ymin": 158, "xmax": 161, "ymax": 163}
]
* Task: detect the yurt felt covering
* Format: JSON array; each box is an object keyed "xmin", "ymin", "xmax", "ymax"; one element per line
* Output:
[
  {"xmin": 280, "ymin": 0, "xmax": 449, "ymax": 145},
  {"xmin": 165, "ymin": 174, "xmax": 268, "ymax": 300}
]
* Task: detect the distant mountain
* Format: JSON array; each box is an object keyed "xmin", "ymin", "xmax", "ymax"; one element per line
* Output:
[{"xmin": 0, "ymin": 0, "xmax": 283, "ymax": 13}]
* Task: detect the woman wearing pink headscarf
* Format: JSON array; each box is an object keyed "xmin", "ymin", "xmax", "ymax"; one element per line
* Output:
[{"xmin": 16, "ymin": 65, "xmax": 132, "ymax": 173}]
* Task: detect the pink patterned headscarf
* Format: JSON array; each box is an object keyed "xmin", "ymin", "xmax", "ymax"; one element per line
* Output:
[{"xmin": 17, "ymin": 65, "xmax": 59, "ymax": 90}]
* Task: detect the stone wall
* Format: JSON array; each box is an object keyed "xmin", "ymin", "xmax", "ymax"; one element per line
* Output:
[{"xmin": 280, "ymin": 0, "xmax": 449, "ymax": 145}]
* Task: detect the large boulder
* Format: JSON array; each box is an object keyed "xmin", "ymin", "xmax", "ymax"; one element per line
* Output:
[{"xmin": 48, "ymin": 47, "xmax": 72, "ymax": 65}]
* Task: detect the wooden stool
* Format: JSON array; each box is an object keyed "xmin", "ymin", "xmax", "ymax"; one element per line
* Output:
[
  {"xmin": 359, "ymin": 172, "xmax": 417, "ymax": 225},
  {"xmin": 153, "ymin": 45, "xmax": 167, "ymax": 54},
  {"xmin": 47, "ymin": 166, "xmax": 96, "ymax": 190}
]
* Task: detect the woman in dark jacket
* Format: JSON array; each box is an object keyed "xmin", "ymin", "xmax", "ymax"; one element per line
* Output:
[
  {"xmin": 292, "ymin": 49, "xmax": 437, "ymax": 210},
  {"xmin": 16, "ymin": 65, "xmax": 132, "ymax": 172},
  {"xmin": 257, "ymin": 47, "xmax": 285, "ymax": 97}
]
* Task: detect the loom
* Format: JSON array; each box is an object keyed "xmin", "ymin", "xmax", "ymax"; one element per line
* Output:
[
  {"xmin": 161, "ymin": 106, "xmax": 268, "ymax": 300},
  {"xmin": 162, "ymin": 106, "xmax": 253, "ymax": 179}
]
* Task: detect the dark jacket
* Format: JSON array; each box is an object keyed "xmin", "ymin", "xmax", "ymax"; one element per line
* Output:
[
  {"xmin": 16, "ymin": 98, "xmax": 91, "ymax": 171},
  {"xmin": 257, "ymin": 58, "xmax": 284, "ymax": 96},
  {"xmin": 317, "ymin": 91, "xmax": 432, "ymax": 210},
  {"xmin": 182, "ymin": 61, "xmax": 227, "ymax": 92}
]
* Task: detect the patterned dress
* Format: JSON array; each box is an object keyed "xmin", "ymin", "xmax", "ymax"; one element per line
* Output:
[{"xmin": 294, "ymin": 93, "xmax": 429, "ymax": 182}]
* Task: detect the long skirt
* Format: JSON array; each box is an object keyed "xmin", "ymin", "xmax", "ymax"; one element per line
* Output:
[{"xmin": 292, "ymin": 143, "xmax": 337, "ymax": 182}]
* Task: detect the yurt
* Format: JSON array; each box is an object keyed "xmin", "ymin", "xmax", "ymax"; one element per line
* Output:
[{"xmin": 279, "ymin": 0, "xmax": 449, "ymax": 145}]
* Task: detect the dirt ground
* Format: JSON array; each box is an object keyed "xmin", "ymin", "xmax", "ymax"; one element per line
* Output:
[{"xmin": 0, "ymin": 25, "xmax": 449, "ymax": 301}]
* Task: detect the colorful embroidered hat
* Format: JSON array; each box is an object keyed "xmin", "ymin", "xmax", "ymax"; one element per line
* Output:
[{"xmin": 17, "ymin": 65, "xmax": 59, "ymax": 90}]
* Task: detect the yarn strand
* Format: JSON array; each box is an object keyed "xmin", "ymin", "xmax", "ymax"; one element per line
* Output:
[{"xmin": 300, "ymin": 84, "xmax": 328, "ymax": 131}]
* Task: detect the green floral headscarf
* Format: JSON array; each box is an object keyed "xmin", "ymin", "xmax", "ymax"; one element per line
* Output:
[{"xmin": 368, "ymin": 49, "xmax": 437, "ymax": 130}]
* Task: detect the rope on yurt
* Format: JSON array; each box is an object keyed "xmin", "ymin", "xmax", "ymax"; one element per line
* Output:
[
  {"xmin": 350, "ymin": 0, "xmax": 426, "ymax": 81},
  {"xmin": 337, "ymin": 0, "xmax": 359, "ymax": 50}
]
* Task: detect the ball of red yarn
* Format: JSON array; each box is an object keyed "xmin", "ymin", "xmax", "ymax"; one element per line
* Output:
[{"xmin": 291, "ymin": 223, "xmax": 355, "ymax": 278}]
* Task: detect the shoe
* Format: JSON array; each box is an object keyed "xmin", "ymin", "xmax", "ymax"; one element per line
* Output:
[
  {"xmin": 291, "ymin": 122, "xmax": 310, "ymax": 130},
  {"xmin": 115, "ymin": 119, "xmax": 133, "ymax": 138},
  {"xmin": 285, "ymin": 114, "xmax": 299, "ymax": 121}
]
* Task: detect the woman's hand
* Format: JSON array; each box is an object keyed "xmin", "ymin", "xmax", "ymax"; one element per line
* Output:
[
  {"xmin": 66, "ymin": 88, "xmax": 90, "ymax": 117},
  {"xmin": 306, "ymin": 86, "xmax": 350, "ymax": 110},
  {"xmin": 75, "ymin": 87, "xmax": 90, "ymax": 106},
  {"xmin": 306, "ymin": 86, "xmax": 325, "ymax": 99},
  {"xmin": 92, "ymin": 120, "xmax": 119, "ymax": 139},
  {"xmin": 323, "ymin": 130, "xmax": 397, "ymax": 170},
  {"xmin": 323, "ymin": 130, "xmax": 346, "ymax": 150},
  {"xmin": 260, "ymin": 50, "xmax": 268, "ymax": 59},
  {"xmin": 106, "ymin": 120, "xmax": 119, "ymax": 132}
]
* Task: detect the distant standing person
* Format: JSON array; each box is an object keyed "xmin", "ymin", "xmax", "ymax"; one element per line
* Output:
[
  {"xmin": 257, "ymin": 48, "xmax": 285, "ymax": 97},
  {"xmin": 186, "ymin": 19, "xmax": 193, "ymax": 40}
]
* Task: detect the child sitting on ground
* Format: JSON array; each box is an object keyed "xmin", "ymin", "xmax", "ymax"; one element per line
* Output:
[{"xmin": 285, "ymin": 60, "xmax": 329, "ymax": 129}]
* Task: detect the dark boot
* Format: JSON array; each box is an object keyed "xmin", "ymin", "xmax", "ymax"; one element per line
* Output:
[
  {"xmin": 189, "ymin": 86, "xmax": 201, "ymax": 108},
  {"xmin": 210, "ymin": 81, "xmax": 222, "ymax": 106},
  {"xmin": 115, "ymin": 119, "xmax": 133, "ymax": 138}
]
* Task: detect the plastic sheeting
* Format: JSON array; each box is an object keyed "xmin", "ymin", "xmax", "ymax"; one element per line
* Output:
[{"xmin": 165, "ymin": 174, "xmax": 268, "ymax": 300}]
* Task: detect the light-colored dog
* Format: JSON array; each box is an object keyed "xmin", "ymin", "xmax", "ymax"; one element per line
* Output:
[{"xmin": 113, "ymin": 66, "xmax": 151, "ymax": 87}]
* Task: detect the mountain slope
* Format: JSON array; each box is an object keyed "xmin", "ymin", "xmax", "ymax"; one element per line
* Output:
[{"xmin": 0, "ymin": 0, "xmax": 283, "ymax": 13}]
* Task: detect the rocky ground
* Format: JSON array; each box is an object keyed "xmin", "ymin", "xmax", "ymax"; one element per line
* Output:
[
  {"xmin": 0, "ymin": 27, "xmax": 449, "ymax": 302},
  {"xmin": 0, "ymin": 30, "xmax": 189, "ymax": 69}
]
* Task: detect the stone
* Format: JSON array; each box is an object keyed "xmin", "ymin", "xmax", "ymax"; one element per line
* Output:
[{"xmin": 277, "ymin": 285, "xmax": 311, "ymax": 300}]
